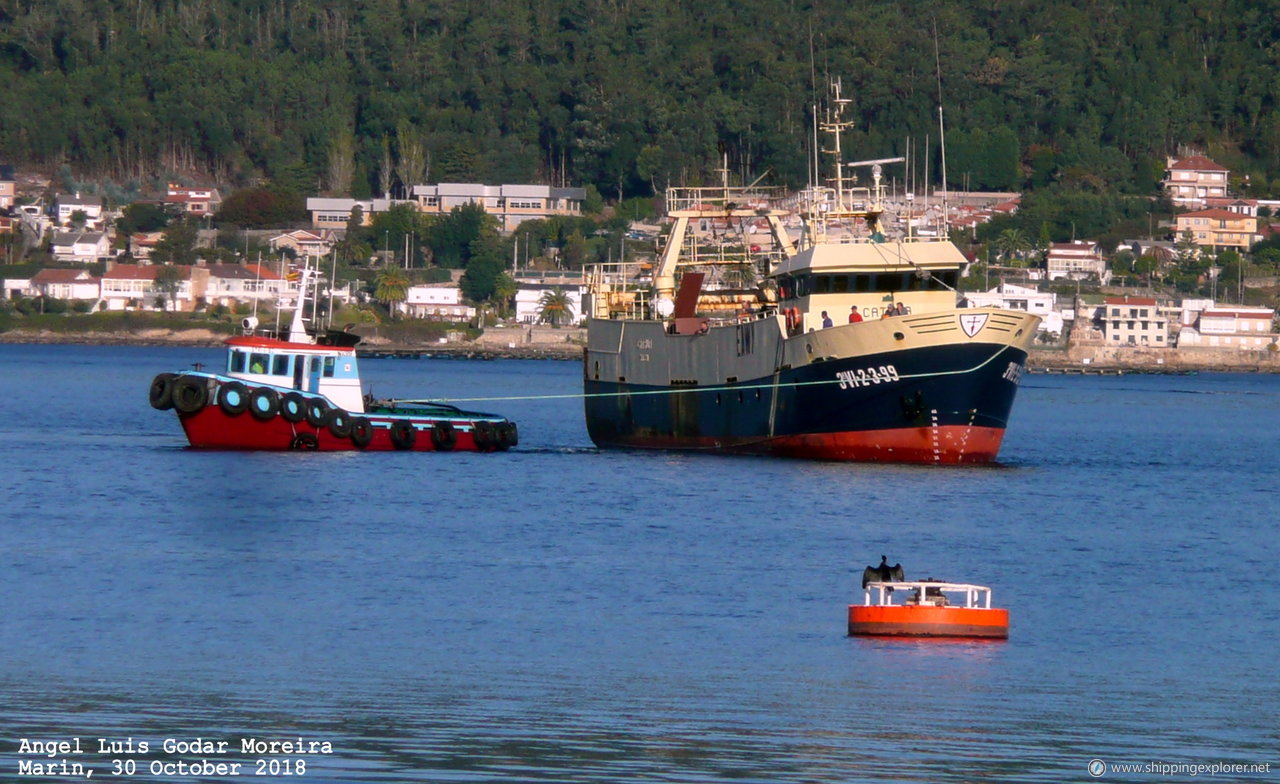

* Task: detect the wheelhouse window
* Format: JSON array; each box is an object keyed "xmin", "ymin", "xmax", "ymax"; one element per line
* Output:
[
  {"xmin": 229, "ymin": 350, "xmax": 246, "ymax": 373},
  {"xmin": 323, "ymin": 356, "xmax": 336, "ymax": 378},
  {"xmin": 272, "ymin": 354, "xmax": 290, "ymax": 376},
  {"xmin": 249, "ymin": 353, "xmax": 269, "ymax": 373}
]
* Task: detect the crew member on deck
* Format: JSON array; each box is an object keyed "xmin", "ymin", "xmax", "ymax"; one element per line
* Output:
[
  {"xmin": 821, "ymin": 311, "xmax": 833, "ymax": 328},
  {"xmin": 849, "ymin": 305, "xmax": 863, "ymax": 323}
]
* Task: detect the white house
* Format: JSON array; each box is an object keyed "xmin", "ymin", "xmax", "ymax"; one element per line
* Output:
[
  {"xmin": 50, "ymin": 231, "xmax": 112, "ymax": 263},
  {"xmin": 964, "ymin": 282, "xmax": 1062, "ymax": 335},
  {"xmin": 403, "ymin": 283, "xmax": 475, "ymax": 321},
  {"xmin": 513, "ymin": 273, "xmax": 587, "ymax": 325},
  {"xmin": 1046, "ymin": 241, "xmax": 1110, "ymax": 283},
  {"xmin": 55, "ymin": 194, "xmax": 104, "ymax": 227},
  {"xmin": 100, "ymin": 263, "xmax": 210, "ymax": 312},
  {"xmin": 269, "ymin": 229, "xmax": 338, "ymax": 259},
  {"xmin": 1177, "ymin": 306, "xmax": 1276, "ymax": 349},
  {"xmin": 205, "ymin": 263, "xmax": 299, "ymax": 308},
  {"xmin": 28, "ymin": 268, "xmax": 101, "ymax": 300},
  {"xmin": 164, "ymin": 184, "xmax": 222, "ymax": 216}
]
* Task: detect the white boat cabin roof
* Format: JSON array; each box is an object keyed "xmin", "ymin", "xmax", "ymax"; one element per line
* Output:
[{"xmin": 773, "ymin": 240, "xmax": 968, "ymax": 277}]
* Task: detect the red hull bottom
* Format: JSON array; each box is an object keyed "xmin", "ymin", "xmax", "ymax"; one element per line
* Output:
[
  {"xmin": 847, "ymin": 605, "xmax": 1009, "ymax": 639},
  {"xmin": 603, "ymin": 425, "xmax": 1007, "ymax": 465},
  {"xmin": 178, "ymin": 405, "xmax": 500, "ymax": 452}
]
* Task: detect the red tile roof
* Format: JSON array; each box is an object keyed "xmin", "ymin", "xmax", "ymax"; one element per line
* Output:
[
  {"xmin": 244, "ymin": 264, "xmax": 283, "ymax": 280},
  {"xmin": 105, "ymin": 263, "xmax": 200, "ymax": 280},
  {"xmin": 32, "ymin": 268, "xmax": 97, "ymax": 283},
  {"xmin": 1178, "ymin": 208, "xmax": 1250, "ymax": 220},
  {"xmin": 1168, "ymin": 155, "xmax": 1228, "ymax": 172}
]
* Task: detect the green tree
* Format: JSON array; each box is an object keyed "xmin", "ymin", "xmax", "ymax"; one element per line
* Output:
[
  {"xmin": 153, "ymin": 264, "xmax": 185, "ymax": 312},
  {"xmin": 425, "ymin": 203, "xmax": 493, "ymax": 268},
  {"xmin": 152, "ymin": 219, "xmax": 198, "ymax": 265},
  {"xmin": 996, "ymin": 228, "xmax": 1030, "ymax": 265},
  {"xmin": 374, "ymin": 267, "xmax": 410, "ymax": 317},
  {"xmin": 537, "ymin": 287, "xmax": 575, "ymax": 326},
  {"xmin": 117, "ymin": 203, "xmax": 169, "ymax": 235}
]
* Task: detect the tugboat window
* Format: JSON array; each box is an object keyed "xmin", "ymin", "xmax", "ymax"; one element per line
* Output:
[
  {"xmin": 310, "ymin": 357, "xmax": 321, "ymax": 373},
  {"xmin": 272, "ymin": 354, "xmax": 290, "ymax": 376},
  {"xmin": 249, "ymin": 353, "xmax": 268, "ymax": 373},
  {"xmin": 323, "ymin": 356, "xmax": 336, "ymax": 377},
  {"xmin": 229, "ymin": 350, "xmax": 246, "ymax": 373}
]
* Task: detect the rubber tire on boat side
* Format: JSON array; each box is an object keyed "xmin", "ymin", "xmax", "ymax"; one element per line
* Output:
[
  {"xmin": 472, "ymin": 420, "xmax": 495, "ymax": 451},
  {"xmin": 326, "ymin": 408, "xmax": 353, "ymax": 439},
  {"xmin": 249, "ymin": 387, "xmax": 280, "ymax": 421},
  {"xmin": 218, "ymin": 381, "xmax": 250, "ymax": 416},
  {"xmin": 149, "ymin": 373, "xmax": 176, "ymax": 410},
  {"xmin": 349, "ymin": 417, "xmax": 374, "ymax": 449},
  {"xmin": 171, "ymin": 376, "xmax": 209, "ymax": 414},
  {"xmin": 389, "ymin": 420, "xmax": 416, "ymax": 450},
  {"xmin": 304, "ymin": 398, "xmax": 330, "ymax": 428},
  {"xmin": 430, "ymin": 421, "xmax": 457, "ymax": 451},
  {"xmin": 290, "ymin": 432, "xmax": 320, "ymax": 450},
  {"xmin": 280, "ymin": 392, "xmax": 307, "ymax": 423},
  {"xmin": 497, "ymin": 421, "xmax": 518, "ymax": 450}
]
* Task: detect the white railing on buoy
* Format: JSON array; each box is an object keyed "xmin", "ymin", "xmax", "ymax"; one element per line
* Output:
[{"xmin": 862, "ymin": 581, "xmax": 993, "ymax": 609}]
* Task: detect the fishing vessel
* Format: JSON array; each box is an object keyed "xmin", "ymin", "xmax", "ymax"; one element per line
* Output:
[
  {"xmin": 849, "ymin": 579, "xmax": 1009, "ymax": 639},
  {"xmin": 149, "ymin": 266, "xmax": 517, "ymax": 452},
  {"xmin": 583, "ymin": 84, "xmax": 1038, "ymax": 463}
]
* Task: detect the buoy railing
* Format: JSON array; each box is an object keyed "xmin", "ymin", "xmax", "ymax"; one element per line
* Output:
[{"xmin": 863, "ymin": 581, "xmax": 993, "ymax": 610}]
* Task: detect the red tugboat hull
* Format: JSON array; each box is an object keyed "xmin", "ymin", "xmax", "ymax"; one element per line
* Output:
[{"xmin": 178, "ymin": 402, "xmax": 510, "ymax": 452}]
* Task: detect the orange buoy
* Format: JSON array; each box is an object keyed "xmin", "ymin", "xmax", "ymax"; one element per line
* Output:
[{"xmin": 848, "ymin": 580, "xmax": 1008, "ymax": 639}]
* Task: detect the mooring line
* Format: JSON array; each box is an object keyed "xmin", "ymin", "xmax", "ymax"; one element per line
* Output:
[{"xmin": 399, "ymin": 346, "xmax": 1016, "ymax": 405}]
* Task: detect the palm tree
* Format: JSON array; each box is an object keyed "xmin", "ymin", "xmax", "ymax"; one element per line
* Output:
[
  {"xmin": 996, "ymin": 228, "xmax": 1030, "ymax": 266},
  {"xmin": 374, "ymin": 267, "xmax": 410, "ymax": 317},
  {"xmin": 537, "ymin": 287, "xmax": 575, "ymax": 327},
  {"xmin": 491, "ymin": 273, "xmax": 518, "ymax": 317}
]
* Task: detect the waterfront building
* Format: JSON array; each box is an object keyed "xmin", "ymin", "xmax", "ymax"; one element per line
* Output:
[
  {"xmin": 100, "ymin": 263, "xmax": 210, "ymax": 312},
  {"xmin": 403, "ymin": 283, "xmax": 475, "ymax": 321},
  {"xmin": 1102, "ymin": 296, "xmax": 1169, "ymax": 347},
  {"xmin": 1177, "ymin": 306, "xmax": 1277, "ymax": 349},
  {"xmin": 205, "ymin": 263, "xmax": 298, "ymax": 308},
  {"xmin": 27, "ymin": 268, "xmax": 101, "ymax": 301},
  {"xmin": 513, "ymin": 271, "xmax": 587, "ymax": 325}
]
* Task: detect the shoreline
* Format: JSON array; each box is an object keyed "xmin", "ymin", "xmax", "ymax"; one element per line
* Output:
[{"xmin": 2, "ymin": 329, "xmax": 1278, "ymax": 372}]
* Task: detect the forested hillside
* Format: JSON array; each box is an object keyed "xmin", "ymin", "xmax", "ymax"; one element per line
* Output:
[{"xmin": 1, "ymin": 0, "xmax": 1278, "ymax": 199}]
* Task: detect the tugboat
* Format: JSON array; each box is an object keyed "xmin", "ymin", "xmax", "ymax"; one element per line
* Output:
[
  {"xmin": 849, "ymin": 559, "xmax": 1008, "ymax": 639},
  {"xmin": 582, "ymin": 82, "xmax": 1039, "ymax": 464},
  {"xmin": 149, "ymin": 266, "xmax": 517, "ymax": 452}
]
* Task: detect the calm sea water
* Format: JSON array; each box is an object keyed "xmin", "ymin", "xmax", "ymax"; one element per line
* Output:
[{"xmin": 1, "ymin": 343, "xmax": 1277, "ymax": 782}]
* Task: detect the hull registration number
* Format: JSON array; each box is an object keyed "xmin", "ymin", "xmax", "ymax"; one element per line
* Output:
[{"xmin": 836, "ymin": 365, "xmax": 900, "ymax": 389}]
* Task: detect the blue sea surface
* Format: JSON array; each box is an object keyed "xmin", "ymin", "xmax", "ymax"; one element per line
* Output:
[{"xmin": 0, "ymin": 343, "xmax": 1277, "ymax": 782}]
